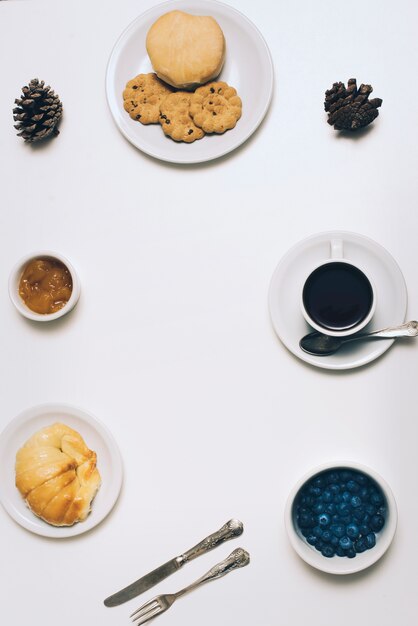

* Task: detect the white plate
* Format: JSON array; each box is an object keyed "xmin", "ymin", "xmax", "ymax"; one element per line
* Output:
[
  {"xmin": 284, "ymin": 461, "xmax": 398, "ymax": 575},
  {"xmin": 106, "ymin": 0, "xmax": 274, "ymax": 163},
  {"xmin": 268, "ymin": 231, "xmax": 408, "ymax": 370},
  {"xmin": 0, "ymin": 404, "xmax": 123, "ymax": 537}
]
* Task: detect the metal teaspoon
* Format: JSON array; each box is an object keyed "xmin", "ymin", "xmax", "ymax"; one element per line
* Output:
[{"xmin": 299, "ymin": 321, "xmax": 418, "ymax": 356}]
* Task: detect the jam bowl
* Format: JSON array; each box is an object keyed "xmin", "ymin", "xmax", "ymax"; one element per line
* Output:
[
  {"xmin": 8, "ymin": 251, "xmax": 81, "ymax": 322},
  {"xmin": 284, "ymin": 461, "xmax": 397, "ymax": 575}
]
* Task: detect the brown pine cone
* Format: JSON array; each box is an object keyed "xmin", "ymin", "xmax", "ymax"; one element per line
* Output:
[
  {"xmin": 13, "ymin": 78, "xmax": 63, "ymax": 142},
  {"xmin": 324, "ymin": 78, "xmax": 382, "ymax": 131}
]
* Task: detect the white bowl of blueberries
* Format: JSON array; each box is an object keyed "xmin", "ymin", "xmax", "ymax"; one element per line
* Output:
[{"xmin": 285, "ymin": 461, "xmax": 397, "ymax": 574}]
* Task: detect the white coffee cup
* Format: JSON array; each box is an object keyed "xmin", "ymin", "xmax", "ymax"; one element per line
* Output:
[{"xmin": 300, "ymin": 239, "xmax": 376, "ymax": 337}]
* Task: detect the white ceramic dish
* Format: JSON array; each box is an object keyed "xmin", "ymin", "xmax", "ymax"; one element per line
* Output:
[
  {"xmin": 268, "ymin": 231, "xmax": 408, "ymax": 370},
  {"xmin": 8, "ymin": 251, "xmax": 81, "ymax": 322},
  {"xmin": 0, "ymin": 404, "xmax": 123, "ymax": 537},
  {"xmin": 106, "ymin": 0, "xmax": 274, "ymax": 164},
  {"xmin": 284, "ymin": 461, "xmax": 398, "ymax": 575},
  {"xmin": 300, "ymin": 238, "xmax": 377, "ymax": 337}
]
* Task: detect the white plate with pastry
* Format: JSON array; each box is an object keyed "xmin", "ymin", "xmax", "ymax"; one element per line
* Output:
[
  {"xmin": 0, "ymin": 404, "xmax": 123, "ymax": 537},
  {"xmin": 106, "ymin": 0, "xmax": 274, "ymax": 164}
]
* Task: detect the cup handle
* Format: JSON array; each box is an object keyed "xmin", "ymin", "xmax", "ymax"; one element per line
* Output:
[{"xmin": 330, "ymin": 239, "xmax": 344, "ymax": 259}]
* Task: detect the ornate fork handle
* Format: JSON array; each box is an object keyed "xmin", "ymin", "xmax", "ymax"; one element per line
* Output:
[
  {"xmin": 175, "ymin": 548, "xmax": 250, "ymax": 599},
  {"xmin": 179, "ymin": 519, "xmax": 243, "ymax": 565}
]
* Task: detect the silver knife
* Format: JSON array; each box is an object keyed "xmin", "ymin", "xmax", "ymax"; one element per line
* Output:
[{"xmin": 104, "ymin": 519, "xmax": 244, "ymax": 607}]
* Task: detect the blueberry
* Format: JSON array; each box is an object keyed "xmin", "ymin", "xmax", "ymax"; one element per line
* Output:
[
  {"xmin": 309, "ymin": 486, "xmax": 322, "ymax": 497},
  {"xmin": 342, "ymin": 491, "xmax": 351, "ymax": 503},
  {"xmin": 347, "ymin": 480, "xmax": 360, "ymax": 493},
  {"xmin": 299, "ymin": 512, "xmax": 315, "ymax": 528},
  {"xmin": 360, "ymin": 487, "xmax": 370, "ymax": 499},
  {"xmin": 346, "ymin": 547, "xmax": 356, "ymax": 558},
  {"xmin": 354, "ymin": 505, "xmax": 365, "ymax": 518},
  {"xmin": 370, "ymin": 514, "xmax": 385, "ymax": 532},
  {"xmin": 321, "ymin": 545, "xmax": 335, "ymax": 558},
  {"xmin": 360, "ymin": 524, "xmax": 371, "ymax": 536},
  {"xmin": 329, "ymin": 484, "xmax": 340, "ymax": 495},
  {"xmin": 350, "ymin": 496, "xmax": 362, "ymax": 508},
  {"xmin": 330, "ymin": 524, "xmax": 345, "ymax": 538},
  {"xmin": 306, "ymin": 533, "xmax": 318, "ymax": 546},
  {"xmin": 322, "ymin": 489, "xmax": 333, "ymax": 503},
  {"xmin": 355, "ymin": 537, "xmax": 368, "ymax": 553},
  {"xmin": 346, "ymin": 523, "xmax": 360, "ymax": 539},
  {"xmin": 365, "ymin": 503, "xmax": 376, "ymax": 515},
  {"xmin": 322, "ymin": 530, "xmax": 332, "ymax": 543},
  {"xmin": 341, "ymin": 470, "xmax": 353, "ymax": 481},
  {"xmin": 298, "ymin": 507, "xmax": 311, "ymax": 518},
  {"xmin": 337, "ymin": 502, "xmax": 351, "ymax": 516},
  {"xmin": 318, "ymin": 513, "xmax": 331, "ymax": 527},
  {"xmin": 313, "ymin": 476, "xmax": 326, "ymax": 489},
  {"xmin": 300, "ymin": 495, "xmax": 314, "ymax": 507},
  {"xmin": 325, "ymin": 503, "xmax": 337, "ymax": 515},
  {"xmin": 355, "ymin": 472, "xmax": 370, "ymax": 487},
  {"xmin": 326, "ymin": 472, "xmax": 340, "ymax": 485},
  {"xmin": 312, "ymin": 525, "xmax": 323, "ymax": 538},
  {"xmin": 313, "ymin": 501, "xmax": 325, "ymax": 515},
  {"xmin": 333, "ymin": 494, "xmax": 343, "ymax": 504},
  {"xmin": 339, "ymin": 536, "xmax": 353, "ymax": 550},
  {"xmin": 370, "ymin": 490, "xmax": 384, "ymax": 506},
  {"xmin": 365, "ymin": 532, "xmax": 376, "ymax": 549}
]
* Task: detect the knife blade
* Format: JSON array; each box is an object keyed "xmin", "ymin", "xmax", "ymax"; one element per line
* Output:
[
  {"xmin": 104, "ymin": 518, "xmax": 243, "ymax": 607},
  {"xmin": 104, "ymin": 558, "xmax": 181, "ymax": 607}
]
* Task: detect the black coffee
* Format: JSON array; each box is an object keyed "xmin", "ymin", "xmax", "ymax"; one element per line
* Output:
[{"xmin": 303, "ymin": 262, "xmax": 373, "ymax": 331}]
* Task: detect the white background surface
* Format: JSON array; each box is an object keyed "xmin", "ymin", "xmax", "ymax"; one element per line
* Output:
[{"xmin": 0, "ymin": 1, "xmax": 417, "ymax": 625}]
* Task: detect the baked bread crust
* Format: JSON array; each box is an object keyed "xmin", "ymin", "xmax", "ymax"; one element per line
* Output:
[
  {"xmin": 15, "ymin": 423, "xmax": 101, "ymax": 526},
  {"xmin": 146, "ymin": 10, "xmax": 225, "ymax": 90}
]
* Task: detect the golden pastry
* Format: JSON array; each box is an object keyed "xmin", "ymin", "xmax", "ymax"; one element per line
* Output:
[
  {"xmin": 146, "ymin": 10, "xmax": 225, "ymax": 90},
  {"xmin": 15, "ymin": 423, "xmax": 101, "ymax": 526}
]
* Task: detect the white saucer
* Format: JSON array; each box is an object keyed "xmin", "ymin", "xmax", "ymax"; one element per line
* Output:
[
  {"xmin": 268, "ymin": 231, "xmax": 408, "ymax": 370},
  {"xmin": 0, "ymin": 404, "xmax": 123, "ymax": 537},
  {"xmin": 106, "ymin": 0, "xmax": 274, "ymax": 164}
]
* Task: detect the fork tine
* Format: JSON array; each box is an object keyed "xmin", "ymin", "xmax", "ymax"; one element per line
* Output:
[
  {"xmin": 132, "ymin": 604, "xmax": 163, "ymax": 625},
  {"xmin": 130, "ymin": 599, "xmax": 159, "ymax": 619}
]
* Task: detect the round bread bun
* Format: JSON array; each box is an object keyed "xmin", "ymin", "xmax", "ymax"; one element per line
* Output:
[
  {"xmin": 146, "ymin": 10, "xmax": 226, "ymax": 90},
  {"xmin": 15, "ymin": 423, "xmax": 101, "ymax": 526}
]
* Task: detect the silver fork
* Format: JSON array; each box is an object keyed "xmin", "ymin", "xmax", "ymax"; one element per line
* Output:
[{"xmin": 130, "ymin": 547, "xmax": 250, "ymax": 625}]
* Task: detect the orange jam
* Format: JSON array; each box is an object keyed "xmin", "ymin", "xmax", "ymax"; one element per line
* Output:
[{"xmin": 19, "ymin": 257, "xmax": 73, "ymax": 314}]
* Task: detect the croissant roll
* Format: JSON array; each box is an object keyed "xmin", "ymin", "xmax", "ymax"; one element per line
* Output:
[{"xmin": 15, "ymin": 423, "xmax": 101, "ymax": 526}]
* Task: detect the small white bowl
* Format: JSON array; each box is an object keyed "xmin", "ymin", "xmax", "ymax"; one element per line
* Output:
[
  {"xmin": 8, "ymin": 251, "xmax": 81, "ymax": 322},
  {"xmin": 284, "ymin": 461, "xmax": 397, "ymax": 575}
]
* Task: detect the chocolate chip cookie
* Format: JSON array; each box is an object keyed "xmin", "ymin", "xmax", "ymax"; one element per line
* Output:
[
  {"xmin": 190, "ymin": 81, "xmax": 242, "ymax": 133},
  {"xmin": 158, "ymin": 92, "xmax": 205, "ymax": 142},
  {"xmin": 123, "ymin": 73, "xmax": 173, "ymax": 124}
]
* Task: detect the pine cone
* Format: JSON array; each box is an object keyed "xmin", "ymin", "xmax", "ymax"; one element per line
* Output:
[
  {"xmin": 324, "ymin": 78, "xmax": 382, "ymax": 131},
  {"xmin": 13, "ymin": 78, "xmax": 63, "ymax": 142}
]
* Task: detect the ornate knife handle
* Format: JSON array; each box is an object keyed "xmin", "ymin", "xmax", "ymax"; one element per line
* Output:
[{"xmin": 179, "ymin": 519, "xmax": 243, "ymax": 565}]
